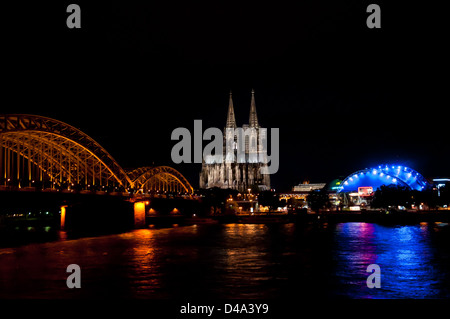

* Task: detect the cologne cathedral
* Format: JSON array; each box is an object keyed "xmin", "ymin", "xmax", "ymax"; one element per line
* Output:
[{"xmin": 199, "ymin": 90, "xmax": 271, "ymax": 192}]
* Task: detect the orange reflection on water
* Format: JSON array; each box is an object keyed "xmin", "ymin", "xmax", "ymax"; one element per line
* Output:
[{"xmin": 120, "ymin": 229, "xmax": 162, "ymax": 297}]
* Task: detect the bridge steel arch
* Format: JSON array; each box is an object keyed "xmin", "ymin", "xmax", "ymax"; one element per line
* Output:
[
  {"xmin": 129, "ymin": 166, "xmax": 194, "ymax": 194},
  {"xmin": 0, "ymin": 114, "xmax": 132, "ymax": 190}
]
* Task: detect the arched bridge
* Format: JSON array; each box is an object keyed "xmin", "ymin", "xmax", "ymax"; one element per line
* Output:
[
  {"xmin": 128, "ymin": 166, "xmax": 194, "ymax": 194},
  {"xmin": 0, "ymin": 114, "xmax": 193, "ymax": 194}
]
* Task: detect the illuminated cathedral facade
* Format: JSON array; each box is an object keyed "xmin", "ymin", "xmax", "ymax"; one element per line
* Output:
[{"xmin": 199, "ymin": 90, "xmax": 271, "ymax": 192}]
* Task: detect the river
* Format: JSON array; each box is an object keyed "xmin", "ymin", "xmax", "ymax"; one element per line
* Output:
[{"xmin": 0, "ymin": 222, "xmax": 449, "ymax": 299}]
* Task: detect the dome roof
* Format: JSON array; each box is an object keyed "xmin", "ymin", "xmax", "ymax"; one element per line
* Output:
[{"xmin": 338, "ymin": 164, "xmax": 430, "ymax": 193}]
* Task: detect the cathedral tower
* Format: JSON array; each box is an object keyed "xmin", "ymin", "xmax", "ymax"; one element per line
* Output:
[{"xmin": 199, "ymin": 90, "xmax": 271, "ymax": 192}]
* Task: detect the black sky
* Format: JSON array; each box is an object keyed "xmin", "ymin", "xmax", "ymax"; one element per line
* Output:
[{"xmin": 3, "ymin": 0, "xmax": 449, "ymax": 191}]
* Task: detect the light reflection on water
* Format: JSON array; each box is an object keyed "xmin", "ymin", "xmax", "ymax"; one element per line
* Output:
[
  {"xmin": 0, "ymin": 222, "xmax": 449, "ymax": 299},
  {"xmin": 334, "ymin": 222, "xmax": 450, "ymax": 298}
]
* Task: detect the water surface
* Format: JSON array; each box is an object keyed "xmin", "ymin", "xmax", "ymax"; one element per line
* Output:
[{"xmin": 0, "ymin": 222, "xmax": 449, "ymax": 299}]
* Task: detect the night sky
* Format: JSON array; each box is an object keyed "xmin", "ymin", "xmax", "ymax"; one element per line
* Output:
[{"xmin": 3, "ymin": 1, "xmax": 448, "ymax": 191}]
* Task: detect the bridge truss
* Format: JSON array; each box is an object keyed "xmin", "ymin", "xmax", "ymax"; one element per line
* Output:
[
  {"xmin": 128, "ymin": 166, "xmax": 194, "ymax": 194},
  {"xmin": 0, "ymin": 114, "xmax": 193, "ymax": 194}
]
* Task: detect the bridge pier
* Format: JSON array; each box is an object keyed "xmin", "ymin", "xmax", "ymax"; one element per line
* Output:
[
  {"xmin": 134, "ymin": 202, "xmax": 146, "ymax": 228},
  {"xmin": 60, "ymin": 205, "xmax": 67, "ymax": 230}
]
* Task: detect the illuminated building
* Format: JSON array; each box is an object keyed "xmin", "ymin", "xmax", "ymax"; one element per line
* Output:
[
  {"xmin": 280, "ymin": 181, "xmax": 327, "ymax": 203},
  {"xmin": 338, "ymin": 164, "xmax": 431, "ymax": 209},
  {"xmin": 199, "ymin": 90, "xmax": 270, "ymax": 192},
  {"xmin": 292, "ymin": 181, "xmax": 326, "ymax": 192},
  {"xmin": 325, "ymin": 179, "xmax": 343, "ymax": 207},
  {"xmin": 280, "ymin": 181, "xmax": 328, "ymax": 210},
  {"xmin": 339, "ymin": 165, "xmax": 430, "ymax": 193}
]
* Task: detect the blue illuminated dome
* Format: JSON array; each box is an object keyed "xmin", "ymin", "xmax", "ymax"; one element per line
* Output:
[{"xmin": 338, "ymin": 165, "xmax": 430, "ymax": 193}]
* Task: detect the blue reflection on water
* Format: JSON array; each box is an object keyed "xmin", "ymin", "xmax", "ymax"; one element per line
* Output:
[{"xmin": 334, "ymin": 222, "xmax": 449, "ymax": 298}]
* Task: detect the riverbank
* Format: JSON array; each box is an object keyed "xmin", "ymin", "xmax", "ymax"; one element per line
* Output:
[
  {"xmin": 146, "ymin": 210, "xmax": 450, "ymax": 226},
  {"xmin": 306, "ymin": 210, "xmax": 450, "ymax": 224}
]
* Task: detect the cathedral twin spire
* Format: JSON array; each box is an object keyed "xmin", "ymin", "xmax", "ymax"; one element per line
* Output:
[
  {"xmin": 226, "ymin": 89, "xmax": 259, "ymax": 128},
  {"xmin": 200, "ymin": 89, "xmax": 271, "ymax": 192},
  {"xmin": 226, "ymin": 91, "xmax": 237, "ymax": 128},
  {"xmin": 249, "ymin": 89, "xmax": 259, "ymax": 128}
]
